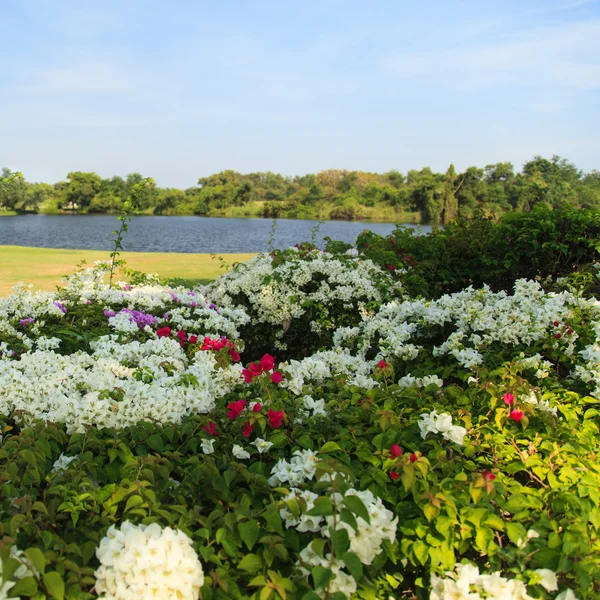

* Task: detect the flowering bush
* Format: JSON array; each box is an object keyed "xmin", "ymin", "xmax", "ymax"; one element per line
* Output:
[
  {"xmin": 203, "ymin": 244, "xmax": 400, "ymax": 358},
  {"xmin": 0, "ymin": 245, "xmax": 599, "ymax": 599}
]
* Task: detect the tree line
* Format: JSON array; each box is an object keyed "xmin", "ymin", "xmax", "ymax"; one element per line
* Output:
[{"xmin": 1, "ymin": 156, "xmax": 599, "ymax": 224}]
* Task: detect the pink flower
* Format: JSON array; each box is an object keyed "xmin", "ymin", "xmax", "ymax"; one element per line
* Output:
[
  {"xmin": 189, "ymin": 335, "xmax": 198, "ymax": 344},
  {"xmin": 203, "ymin": 421, "xmax": 219, "ymax": 436},
  {"xmin": 378, "ymin": 360, "xmax": 388, "ymax": 369},
  {"xmin": 503, "ymin": 393, "xmax": 515, "ymax": 406},
  {"xmin": 176, "ymin": 330, "xmax": 187, "ymax": 342},
  {"xmin": 268, "ymin": 409, "xmax": 284, "ymax": 429},
  {"xmin": 260, "ymin": 354, "xmax": 275, "ymax": 372},
  {"xmin": 252, "ymin": 403, "xmax": 262, "ymax": 413},
  {"xmin": 483, "ymin": 470, "xmax": 496, "ymax": 482},
  {"xmin": 509, "ymin": 409, "xmax": 524, "ymax": 423},
  {"xmin": 230, "ymin": 351, "xmax": 241, "ymax": 362},
  {"xmin": 271, "ymin": 371, "xmax": 283, "ymax": 384},
  {"xmin": 389, "ymin": 471, "xmax": 400, "ymax": 481},
  {"xmin": 156, "ymin": 326, "xmax": 171, "ymax": 338},
  {"xmin": 227, "ymin": 400, "xmax": 247, "ymax": 420},
  {"xmin": 409, "ymin": 453, "xmax": 418, "ymax": 463},
  {"xmin": 390, "ymin": 444, "xmax": 403, "ymax": 458},
  {"xmin": 242, "ymin": 422, "xmax": 253, "ymax": 437}
]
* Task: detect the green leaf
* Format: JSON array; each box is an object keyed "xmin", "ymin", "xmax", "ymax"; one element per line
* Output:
[
  {"xmin": 302, "ymin": 593, "xmax": 322, "ymax": 600},
  {"xmin": 124, "ymin": 495, "xmax": 145, "ymax": 513},
  {"xmin": 43, "ymin": 572, "xmax": 65, "ymax": 600},
  {"xmin": 340, "ymin": 551, "xmax": 363, "ymax": 580},
  {"xmin": 147, "ymin": 434, "xmax": 164, "ymax": 452},
  {"xmin": 343, "ymin": 495, "xmax": 370, "ymax": 524},
  {"xmin": 306, "ymin": 496, "xmax": 334, "ymax": 517},
  {"xmin": 264, "ymin": 503, "xmax": 285, "ymax": 536},
  {"xmin": 319, "ymin": 441, "xmax": 342, "ymax": 453},
  {"xmin": 330, "ymin": 527, "xmax": 350, "ymax": 555},
  {"xmin": 340, "ymin": 508, "xmax": 358, "ymax": 532},
  {"xmin": 238, "ymin": 553, "xmax": 263, "ymax": 573},
  {"xmin": 11, "ymin": 576, "xmax": 38, "ymax": 596},
  {"xmin": 239, "ymin": 520, "xmax": 260, "ymax": 551},
  {"xmin": 412, "ymin": 540, "xmax": 429, "ymax": 566},
  {"xmin": 506, "ymin": 522, "xmax": 527, "ymax": 546},
  {"xmin": 311, "ymin": 565, "xmax": 332, "ymax": 590},
  {"xmin": 24, "ymin": 548, "xmax": 45, "ymax": 574}
]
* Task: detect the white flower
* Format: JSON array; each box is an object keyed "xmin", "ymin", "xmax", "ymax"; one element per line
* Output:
[
  {"xmin": 252, "ymin": 438, "xmax": 273, "ymax": 454},
  {"xmin": 95, "ymin": 521, "xmax": 204, "ymax": 600},
  {"xmin": 534, "ymin": 569, "xmax": 558, "ymax": 592},
  {"xmin": 232, "ymin": 444, "xmax": 250, "ymax": 460},
  {"xmin": 201, "ymin": 439, "xmax": 215, "ymax": 454},
  {"xmin": 555, "ymin": 590, "xmax": 579, "ymax": 600},
  {"xmin": 51, "ymin": 454, "xmax": 78, "ymax": 472}
]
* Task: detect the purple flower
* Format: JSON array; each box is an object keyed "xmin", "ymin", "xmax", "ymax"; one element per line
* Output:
[
  {"xmin": 20, "ymin": 318, "xmax": 35, "ymax": 327},
  {"xmin": 53, "ymin": 302, "xmax": 68, "ymax": 314},
  {"xmin": 109, "ymin": 308, "xmax": 159, "ymax": 328}
]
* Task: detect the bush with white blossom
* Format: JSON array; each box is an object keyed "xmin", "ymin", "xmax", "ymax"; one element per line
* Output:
[{"xmin": 0, "ymin": 239, "xmax": 599, "ymax": 600}]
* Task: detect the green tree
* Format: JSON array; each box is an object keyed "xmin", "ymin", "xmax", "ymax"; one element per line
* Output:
[
  {"xmin": 23, "ymin": 182, "xmax": 53, "ymax": 211},
  {"xmin": 65, "ymin": 172, "xmax": 102, "ymax": 210}
]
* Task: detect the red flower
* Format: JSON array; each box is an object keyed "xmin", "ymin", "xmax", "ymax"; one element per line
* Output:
[
  {"xmin": 554, "ymin": 333, "xmax": 562, "ymax": 339},
  {"xmin": 268, "ymin": 409, "xmax": 284, "ymax": 429},
  {"xmin": 241, "ymin": 369, "xmax": 255, "ymax": 384},
  {"xmin": 230, "ymin": 351, "xmax": 241, "ymax": 362},
  {"xmin": 386, "ymin": 264, "xmax": 396, "ymax": 272},
  {"xmin": 189, "ymin": 335, "xmax": 198, "ymax": 344},
  {"xmin": 503, "ymin": 393, "xmax": 515, "ymax": 406},
  {"xmin": 249, "ymin": 362, "xmax": 262, "ymax": 375},
  {"xmin": 553, "ymin": 321, "xmax": 559, "ymax": 327},
  {"xmin": 242, "ymin": 421, "xmax": 253, "ymax": 437},
  {"xmin": 390, "ymin": 444, "xmax": 403, "ymax": 458},
  {"xmin": 227, "ymin": 399, "xmax": 247, "ymax": 420},
  {"xmin": 176, "ymin": 330, "xmax": 187, "ymax": 342},
  {"xmin": 509, "ymin": 409, "xmax": 524, "ymax": 422},
  {"xmin": 260, "ymin": 353, "xmax": 275, "ymax": 371},
  {"xmin": 252, "ymin": 403, "xmax": 262, "ymax": 413},
  {"xmin": 271, "ymin": 371, "xmax": 283, "ymax": 384},
  {"xmin": 378, "ymin": 360, "xmax": 388, "ymax": 369},
  {"xmin": 203, "ymin": 421, "xmax": 219, "ymax": 436},
  {"xmin": 483, "ymin": 470, "xmax": 496, "ymax": 482},
  {"xmin": 156, "ymin": 326, "xmax": 171, "ymax": 338},
  {"xmin": 389, "ymin": 471, "xmax": 400, "ymax": 481},
  {"xmin": 409, "ymin": 453, "xmax": 418, "ymax": 463}
]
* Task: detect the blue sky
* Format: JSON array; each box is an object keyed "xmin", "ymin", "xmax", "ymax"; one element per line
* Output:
[{"xmin": 1, "ymin": 0, "xmax": 599, "ymax": 187}]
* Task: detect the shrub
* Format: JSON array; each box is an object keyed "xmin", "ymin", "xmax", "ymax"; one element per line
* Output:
[{"xmin": 357, "ymin": 206, "xmax": 600, "ymax": 298}]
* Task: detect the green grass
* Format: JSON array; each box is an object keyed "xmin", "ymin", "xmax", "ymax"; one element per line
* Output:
[{"xmin": 0, "ymin": 246, "xmax": 256, "ymax": 296}]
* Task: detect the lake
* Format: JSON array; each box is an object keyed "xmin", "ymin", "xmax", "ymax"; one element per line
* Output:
[{"xmin": 0, "ymin": 215, "xmax": 432, "ymax": 253}]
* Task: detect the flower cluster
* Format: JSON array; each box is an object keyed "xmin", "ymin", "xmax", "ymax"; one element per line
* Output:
[
  {"xmin": 268, "ymin": 449, "xmax": 320, "ymax": 486},
  {"xmin": 0, "ymin": 335, "xmax": 234, "ymax": 431},
  {"xmin": 418, "ymin": 410, "xmax": 467, "ymax": 445},
  {"xmin": 430, "ymin": 562, "xmax": 564, "ymax": 600},
  {"xmin": 204, "ymin": 248, "xmax": 400, "ymax": 351},
  {"xmin": 95, "ymin": 522, "xmax": 204, "ymax": 600},
  {"xmin": 105, "ymin": 308, "xmax": 159, "ymax": 330},
  {"xmin": 242, "ymin": 353, "xmax": 283, "ymax": 384}
]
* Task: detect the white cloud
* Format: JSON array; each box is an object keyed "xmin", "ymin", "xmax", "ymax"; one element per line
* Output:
[{"xmin": 378, "ymin": 20, "xmax": 600, "ymax": 90}]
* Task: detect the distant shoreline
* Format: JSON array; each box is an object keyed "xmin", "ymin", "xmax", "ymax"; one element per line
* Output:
[{"xmin": 0, "ymin": 210, "xmax": 418, "ymax": 225}]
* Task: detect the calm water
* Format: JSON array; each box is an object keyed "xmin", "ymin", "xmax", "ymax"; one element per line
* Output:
[{"xmin": 0, "ymin": 215, "xmax": 432, "ymax": 253}]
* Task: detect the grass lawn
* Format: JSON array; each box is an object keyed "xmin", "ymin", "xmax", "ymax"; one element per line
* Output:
[{"xmin": 0, "ymin": 246, "xmax": 256, "ymax": 296}]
